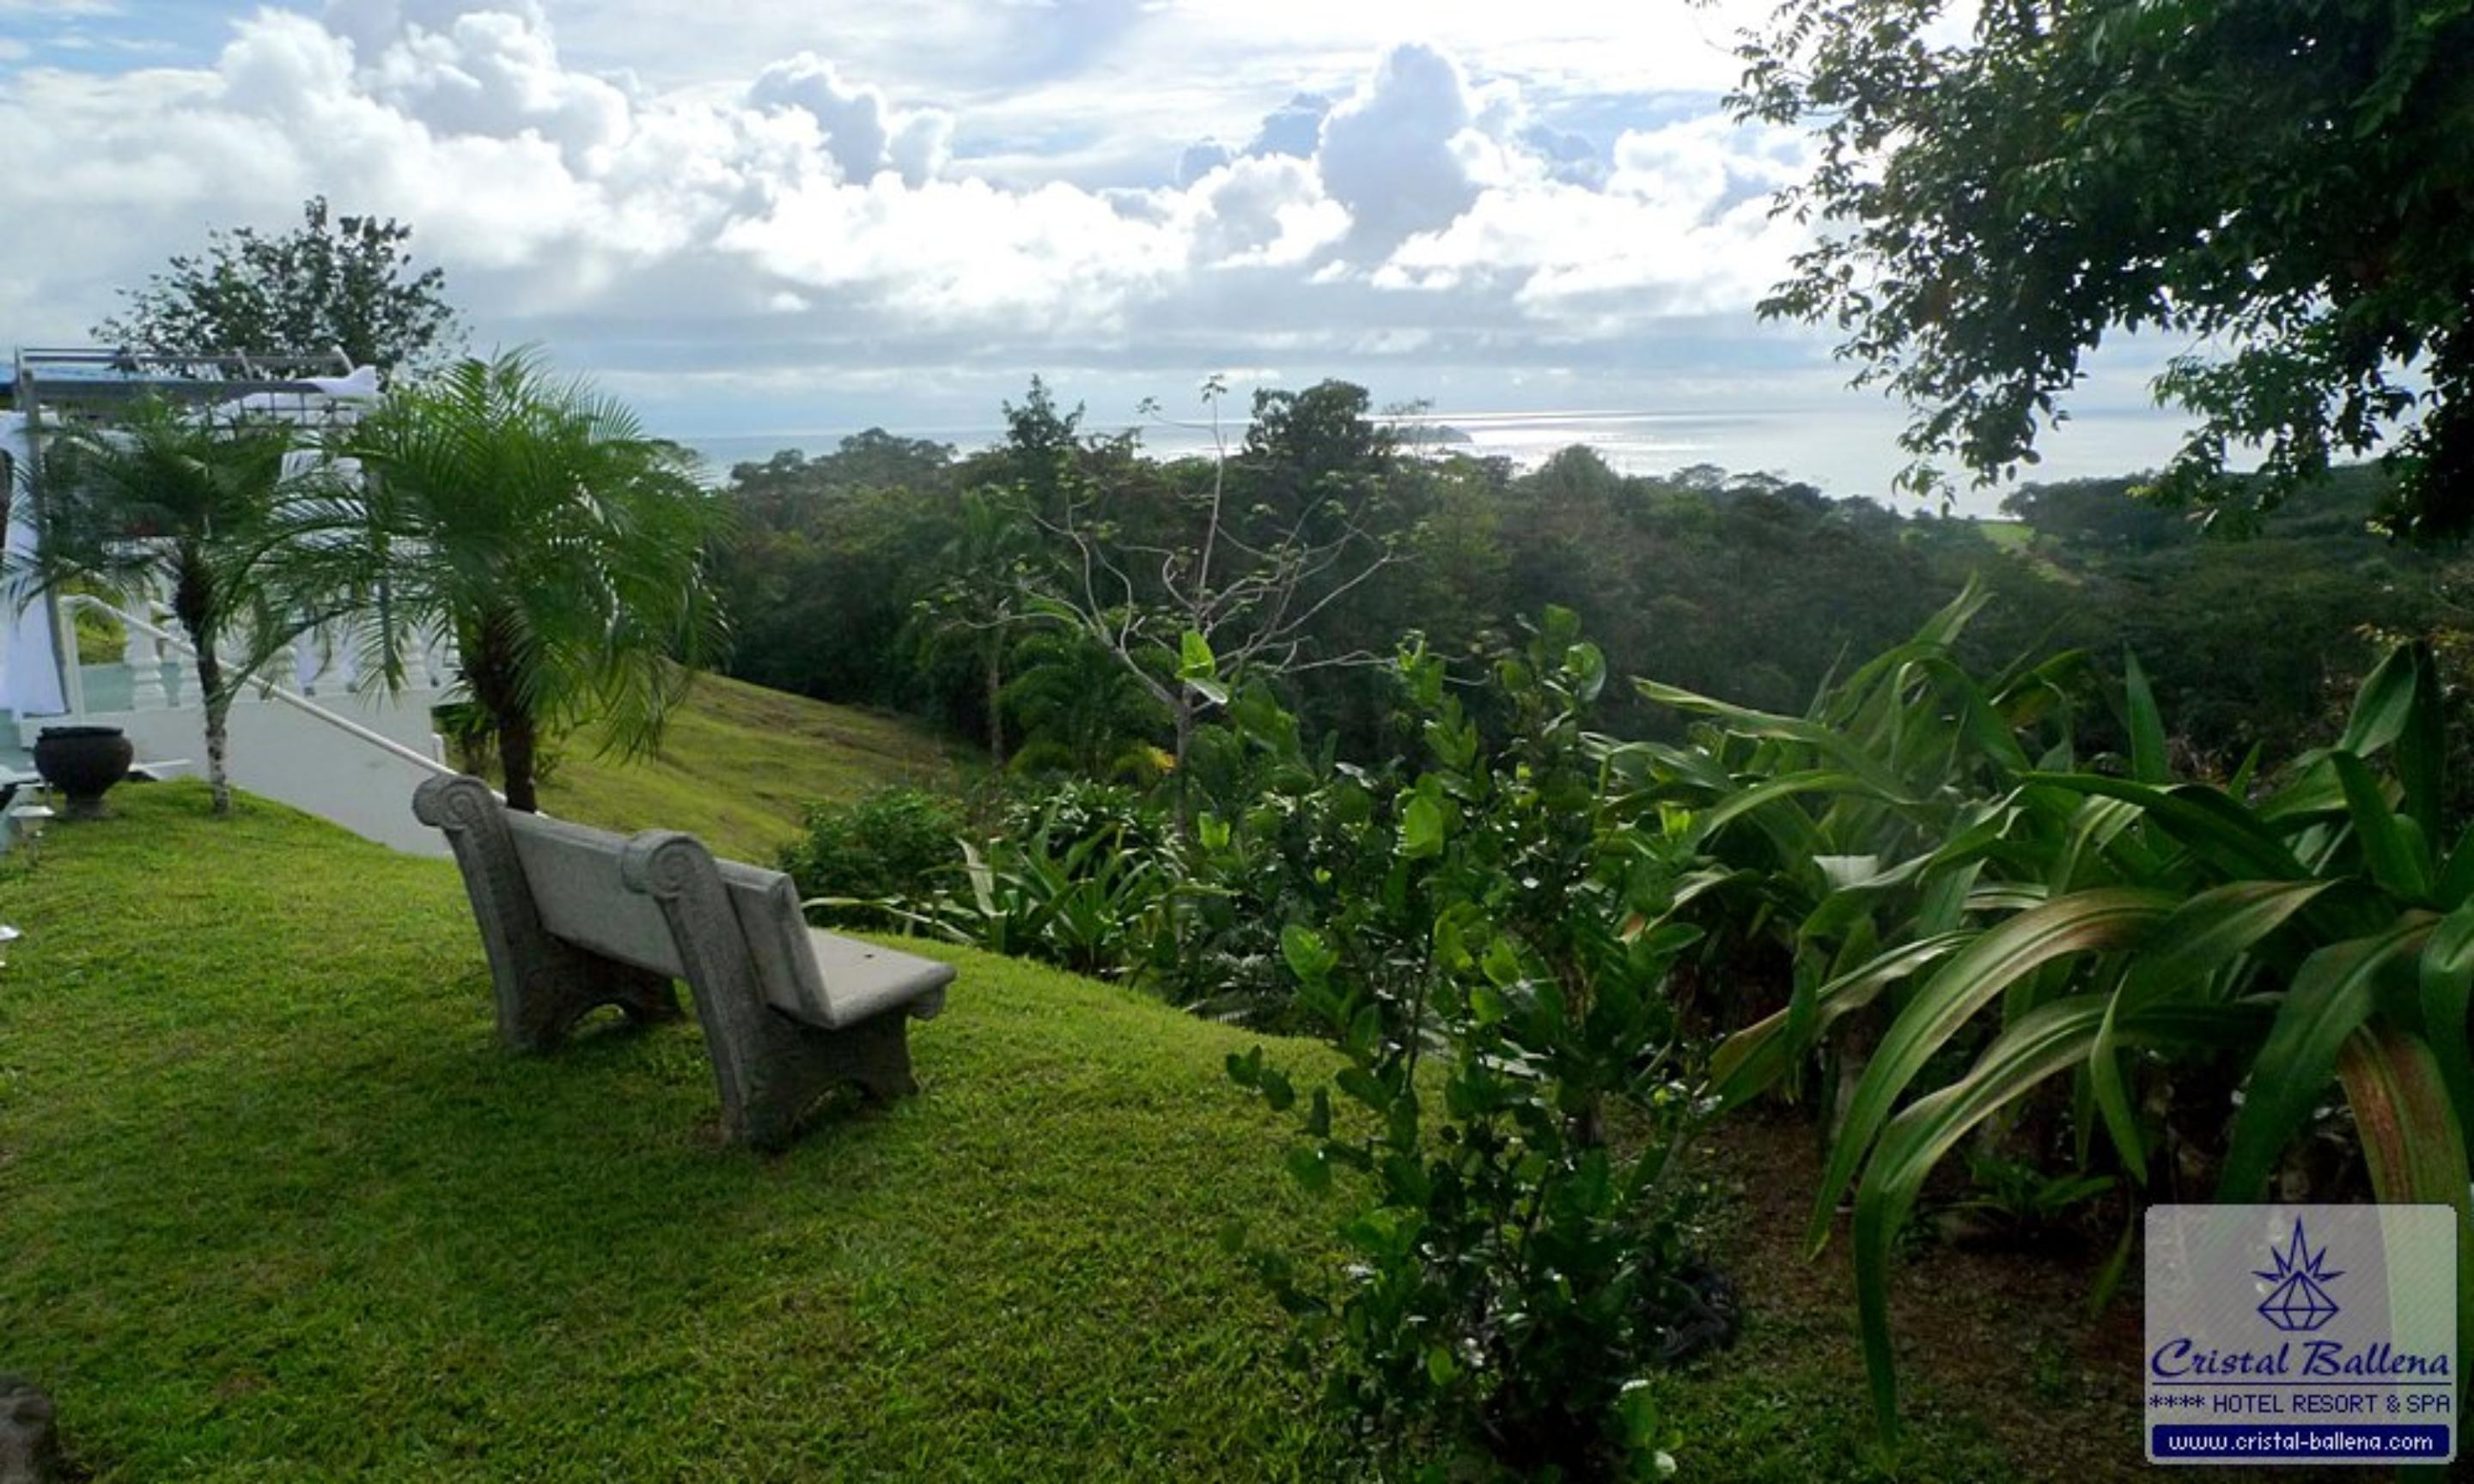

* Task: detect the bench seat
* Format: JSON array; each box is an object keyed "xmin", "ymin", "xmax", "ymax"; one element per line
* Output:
[{"xmin": 797, "ymin": 929, "xmax": 953, "ymax": 1027}]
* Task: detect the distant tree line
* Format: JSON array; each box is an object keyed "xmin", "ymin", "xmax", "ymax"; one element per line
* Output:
[{"xmin": 710, "ymin": 379, "xmax": 2456, "ymax": 786}]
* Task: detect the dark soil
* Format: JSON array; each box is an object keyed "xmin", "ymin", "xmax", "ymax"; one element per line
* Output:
[{"xmin": 1697, "ymin": 1110, "xmax": 2387, "ymax": 1482}]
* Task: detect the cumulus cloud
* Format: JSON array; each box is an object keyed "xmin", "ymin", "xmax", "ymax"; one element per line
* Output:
[
  {"xmin": 1372, "ymin": 114, "xmax": 1809, "ymax": 320},
  {"xmin": 1174, "ymin": 138, "xmax": 1233, "ymax": 188},
  {"xmin": 747, "ymin": 52, "xmax": 948, "ymax": 186},
  {"xmin": 1183, "ymin": 155, "xmax": 1349, "ymax": 269},
  {"xmin": 0, "ymin": 5, "xmax": 1816, "ymax": 409},
  {"xmin": 1313, "ymin": 45, "xmax": 1484, "ymax": 249},
  {"xmin": 356, "ymin": 4, "xmax": 632, "ymax": 162},
  {"xmin": 1243, "ymin": 91, "xmax": 1329, "ymax": 160}
]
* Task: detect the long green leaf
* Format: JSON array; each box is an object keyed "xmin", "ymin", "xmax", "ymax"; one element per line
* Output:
[
  {"xmin": 1693, "ymin": 769, "xmax": 1897, "ymax": 841},
  {"xmin": 2088, "ymin": 879, "xmax": 2331, "ymax": 1180},
  {"xmin": 2123, "ymin": 649, "xmax": 2167, "ymax": 785},
  {"xmin": 2051, "ymin": 794, "xmax": 2148, "ymax": 892},
  {"xmin": 1707, "ymin": 932, "xmax": 1973, "ymax": 1109},
  {"xmin": 2218, "ymin": 919, "xmax": 2433, "ymax": 1201},
  {"xmin": 1854, "ymin": 994, "xmax": 2117, "ymax": 1432},
  {"xmin": 1633, "ymin": 678, "xmax": 1912, "ymax": 800},
  {"xmin": 2340, "ymin": 643, "xmax": 2421, "ymax": 757},
  {"xmin": 1905, "ymin": 654, "xmax": 2031, "ymax": 776},
  {"xmin": 1811, "ymin": 888, "xmax": 2175, "ymax": 1250},
  {"xmin": 2339, "ymin": 1021, "xmax": 2474, "ymax": 1214},
  {"xmin": 2417, "ymin": 903, "xmax": 2474, "ymax": 1132},
  {"xmin": 1852, "ymin": 993, "xmax": 2265, "ymax": 1436},
  {"xmin": 2331, "ymin": 750, "xmax": 2431, "ymax": 902},
  {"xmin": 2333, "ymin": 1020, "xmax": 2474, "ymax": 1410},
  {"xmin": 2436, "ymin": 824, "xmax": 2474, "ymax": 910},
  {"xmin": 2026, "ymin": 773, "xmax": 2306, "ymax": 880},
  {"xmin": 2394, "ymin": 644, "xmax": 2447, "ymax": 841}
]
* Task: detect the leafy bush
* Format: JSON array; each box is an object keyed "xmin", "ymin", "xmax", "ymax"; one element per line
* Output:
[
  {"xmin": 1644, "ymin": 609, "xmax": 2474, "ymax": 1438},
  {"xmin": 997, "ymin": 628, "xmax": 1172, "ymax": 782},
  {"xmin": 864, "ymin": 779, "xmax": 1175, "ymax": 977},
  {"xmin": 1939, "ymin": 1152, "xmax": 2117, "ymax": 1250},
  {"xmin": 1619, "ymin": 578, "xmax": 2093, "ymax": 1053},
  {"xmin": 991, "ymin": 777, "xmax": 1164, "ymax": 858},
  {"xmin": 1228, "ymin": 611, "xmax": 1721, "ymax": 1482},
  {"xmin": 777, "ymin": 785, "xmax": 966, "ymax": 923}
]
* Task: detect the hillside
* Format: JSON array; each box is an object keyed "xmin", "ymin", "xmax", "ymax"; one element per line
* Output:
[
  {"xmin": 0, "ymin": 786, "xmax": 2127, "ymax": 1481},
  {"xmin": 536, "ymin": 673, "xmax": 965, "ymax": 864},
  {"xmin": 0, "ymin": 785, "xmax": 1338, "ymax": 1481}
]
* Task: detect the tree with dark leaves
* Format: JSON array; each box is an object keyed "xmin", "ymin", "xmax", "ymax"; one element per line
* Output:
[
  {"xmin": 1728, "ymin": 0, "xmax": 2474, "ymax": 536},
  {"xmin": 95, "ymin": 196, "xmax": 463, "ymax": 379}
]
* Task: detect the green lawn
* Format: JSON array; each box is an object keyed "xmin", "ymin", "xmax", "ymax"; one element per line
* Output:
[
  {"xmin": 535, "ymin": 674, "xmax": 964, "ymax": 864},
  {"xmin": 1974, "ymin": 519, "xmax": 2034, "ymax": 551},
  {"xmin": 0, "ymin": 785, "xmax": 1333, "ymax": 1481},
  {"xmin": 0, "ymin": 784, "xmax": 2099, "ymax": 1481}
]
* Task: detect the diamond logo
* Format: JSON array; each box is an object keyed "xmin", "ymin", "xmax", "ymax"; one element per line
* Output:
[{"xmin": 2252, "ymin": 1219, "xmax": 2343, "ymax": 1334}]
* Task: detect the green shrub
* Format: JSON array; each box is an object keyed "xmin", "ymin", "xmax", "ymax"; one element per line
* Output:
[
  {"xmin": 993, "ymin": 777, "xmax": 1164, "ymax": 858},
  {"xmin": 864, "ymin": 779, "xmax": 1175, "ymax": 978},
  {"xmin": 1643, "ymin": 605, "xmax": 2474, "ymax": 1439},
  {"xmin": 778, "ymin": 785, "xmax": 966, "ymax": 923},
  {"xmin": 72, "ymin": 602, "xmax": 125, "ymax": 665},
  {"xmin": 1228, "ymin": 611, "xmax": 1720, "ymax": 1482}
]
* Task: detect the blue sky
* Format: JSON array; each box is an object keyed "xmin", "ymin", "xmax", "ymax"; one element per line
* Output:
[{"xmin": 0, "ymin": 1, "xmax": 2197, "ymax": 501}]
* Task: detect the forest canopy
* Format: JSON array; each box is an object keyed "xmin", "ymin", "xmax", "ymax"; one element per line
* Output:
[{"xmin": 710, "ymin": 381, "xmax": 2449, "ymax": 785}]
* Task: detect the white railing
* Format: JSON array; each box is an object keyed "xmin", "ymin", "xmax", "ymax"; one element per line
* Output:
[{"xmin": 59, "ymin": 593, "xmax": 460, "ymax": 782}]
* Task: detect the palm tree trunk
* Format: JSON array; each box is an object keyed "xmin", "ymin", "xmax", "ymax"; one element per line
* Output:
[
  {"xmin": 464, "ymin": 617, "xmax": 539, "ymax": 812},
  {"xmin": 174, "ymin": 559, "xmax": 233, "ymax": 818},
  {"xmin": 984, "ymin": 637, "xmax": 1006, "ymax": 762},
  {"xmin": 191, "ymin": 635, "xmax": 234, "ymax": 818},
  {"xmin": 499, "ymin": 709, "xmax": 540, "ymax": 813}
]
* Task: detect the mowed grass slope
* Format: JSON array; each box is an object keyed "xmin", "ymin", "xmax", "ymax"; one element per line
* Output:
[
  {"xmin": 536, "ymin": 674, "xmax": 964, "ymax": 864},
  {"xmin": 0, "ymin": 785, "xmax": 1338, "ymax": 1482},
  {"xmin": 2, "ymin": 786, "xmax": 2111, "ymax": 1482}
]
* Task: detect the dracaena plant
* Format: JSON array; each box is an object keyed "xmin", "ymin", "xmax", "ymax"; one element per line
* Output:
[
  {"xmin": 1663, "ymin": 616, "xmax": 2474, "ymax": 1438},
  {"xmin": 1228, "ymin": 611, "xmax": 1717, "ymax": 1483},
  {"xmin": 1615, "ymin": 578, "xmax": 2094, "ymax": 1107}
]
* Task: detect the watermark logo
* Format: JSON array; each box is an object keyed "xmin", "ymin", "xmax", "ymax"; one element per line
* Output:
[
  {"xmin": 2253, "ymin": 1220, "xmax": 2343, "ymax": 1334},
  {"xmin": 2146, "ymin": 1204, "xmax": 2457, "ymax": 1466}
]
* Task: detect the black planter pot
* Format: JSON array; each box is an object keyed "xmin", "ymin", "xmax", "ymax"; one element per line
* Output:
[{"xmin": 34, "ymin": 726, "xmax": 135, "ymax": 820}]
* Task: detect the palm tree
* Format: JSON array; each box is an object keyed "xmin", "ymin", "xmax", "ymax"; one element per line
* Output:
[
  {"xmin": 913, "ymin": 485, "xmax": 1034, "ymax": 761},
  {"xmin": 6, "ymin": 398, "xmax": 304, "ymax": 816},
  {"xmin": 271, "ymin": 351, "xmax": 728, "ymax": 812},
  {"xmin": 998, "ymin": 627, "xmax": 1169, "ymax": 782}
]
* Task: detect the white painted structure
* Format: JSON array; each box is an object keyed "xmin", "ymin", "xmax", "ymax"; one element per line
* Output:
[
  {"xmin": 24, "ymin": 593, "xmax": 460, "ymax": 856},
  {"xmin": 1, "ymin": 357, "xmax": 464, "ymax": 858},
  {"xmin": 1, "ymin": 410, "xmax": 64, "ymax": 720}
]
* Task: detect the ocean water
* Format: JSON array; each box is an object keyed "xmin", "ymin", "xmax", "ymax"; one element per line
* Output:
[
  {"xmin": 692, "ymin": 408, "xmax": 1774, "ymax": 478},
  {"xmin": 679, "ymin": 403, "xmax": 2189, "ymax": 514}
]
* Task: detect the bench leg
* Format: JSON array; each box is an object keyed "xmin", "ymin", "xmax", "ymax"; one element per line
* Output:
[
  {"xmin": 704, "ymin": 1007, "xmax": 921, "ymax": 1152},
  {"xmin": 505, "ymin": 956, "xmax": 682, "ymax": 1052}
]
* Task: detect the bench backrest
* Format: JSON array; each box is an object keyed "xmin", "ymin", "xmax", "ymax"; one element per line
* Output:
[{"xmin": 504, "ymin": 809, "xmax": 833, "ymax": 1025}]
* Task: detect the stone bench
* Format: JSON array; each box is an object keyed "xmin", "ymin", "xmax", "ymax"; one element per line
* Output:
[{"xmin": 412, "ymin": 775, "xmax": 953, "ymax": 1149}]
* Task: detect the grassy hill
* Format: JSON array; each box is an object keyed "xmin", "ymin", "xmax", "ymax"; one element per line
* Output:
[
  {"xmin": 0, "ymin": 785, "xmax": 2112, "ymax": 1481},
  {"xmin": 1974, "ymin": 518, "xmax": 2032, "ymax": 551},
  {"xmin": 0, "ymin": 785, "xmax": 1337, "ymax": 1481},
  {"xmin": 535, "ymin": 674, "xmax": 965, "ymax": 865}
]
